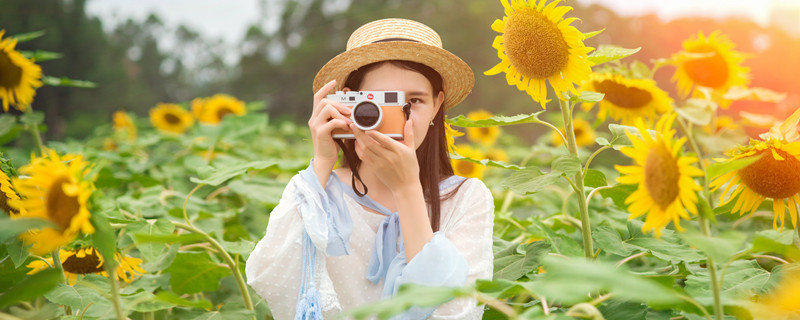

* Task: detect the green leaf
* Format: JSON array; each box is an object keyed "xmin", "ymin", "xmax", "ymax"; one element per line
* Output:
[
  {"xmin": 498, "ymin": 167, "xmax": 561, "ymax": 195},
  {"xmin": 41, "ymin": 76, "xmax": 97, "ymax": 88},
  {"xmin": 0, "ymin": 268, "xmax": 62, "ymax": 308},
  {"xmin": 20, "ymin": 50, "xmax": 63, "ymax": 62},
  {"xmin": 680, "ymin": 230, "xmax": 747, "ymax": 263},
  {"xmin": 44, "ymin": 283, "xmax": 107, "ymax": 310},
  {"xmin": 599, "ymin": 183, "xmax": 637, "ymax": 209},
  {"xmin": 584, "ymin": 169, "xmax": 608, "ymax": 188},
  {"xmin": 751, "ymin": 229, "xmax": 800, "ymax": 260},
  {"xmin": 595, "ymin": 137, "xmax": 610, "ymax": 146},
  {"xmin": 568, "ymin": 91, "xmax": 605, "ymax": 103},
  {"xmin": 686, "ymin": 260, "xmax": 772, "ymax": 300},
  {"xmin": 0, "ymin": 114, "xmax": 17, "ymax": 136},
  {"xmin": 190, "ymin": 160, "xmax": 278, "ymax": 186},
  {"xmin": 126, "ymin": 219, "xmax": 175, "ymax": 262},
  {"xmin": 447, "ymin": 111, "xmax": 546, "ymax": 127},
  {"xmin": 221, "ymin": 239, "xmax": 255, "ymax": 259},
  {"xmin": 133, "ymin": 233, "xmax": 207, "ymax": 244},
  {"xmin": 583, "ymin": 28, "xmax": 605, "ymax": 40},
  {"xmin": 9, "ymin": 30, "xmax": 45, "ymax": 42},
  {"xmin": 534, "ymin": 256, "xmax": 680, "ymax": 305},
  {"xmin": 187, "ymin": 304, "xmax": 255, "ymax": 320},
  {"xmin": 592, "ymin": 225, "xmax": 634, "ymax": 257},
  {"xmin": 706, "ymin": 154, "xmax": 762, "ymax": 181},
  {"xmin": 0, "ymin": 216, "xmax": 57, "ymax": 242},
  {"xmin": 608, "ymin": 123, "xmax": 638, "ymax": 149},
  {"xmin": 587, "ymin": 45, "xmax": 642, "ymax": 65},
  {"xmin": 551, "ymin": 154, "xmax": 581, "ymax": 177},
  {"xmin": 449, "ymin": 153, "xmax": 522, "ymax": 170},
  {"xmin": 598, "ymin": 300, "xmax": 648, "ymax": 320},
  {"xmin": 163, "ymin": 251, "xmax": 231, "ymax": 294},
  {"xmin": 5, "ymin": 239, "xmax": 30, "ymax": 268},
  {"xmin": 155, "ymin": 291, "xmax": 213, "ymax": 309},
  {"xmin": 675, "ymin": 98, "xmax": 716, "ymax": 126},
  {"xmin": 20, "ymin": 110, "xmax": 45, "ymax": 126},
  {"xmin": 493, "ymin": 241, "xmax": 549, "ymax": 281},
  {"xmin": 344, "ymin": 284, "xmax": 469, "ymax": 319}
]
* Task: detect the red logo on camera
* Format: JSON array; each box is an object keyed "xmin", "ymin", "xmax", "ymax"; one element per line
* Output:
[{"xmin": 367, "ymin": 93, "xmax": 374, "ymax": 100}]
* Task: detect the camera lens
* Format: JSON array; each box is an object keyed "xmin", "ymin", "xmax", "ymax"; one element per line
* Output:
[{"xmin": 352, "ymin": 101, "xmax": 382, "ymax": 130}]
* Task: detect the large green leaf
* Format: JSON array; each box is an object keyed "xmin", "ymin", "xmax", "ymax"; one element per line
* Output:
[
  {"xmin": 584, "ymin": 169, "xmax": 608, "ymax": 188},
  {"xmin": 90, "ymin": 212, "xmax": 118, "ymax": 270},
  {"xmin": 680, "ymin": 230, "xmax": 746, "ymax": 263},
  {"xmin": 44, "ymin": 282, "xmax": 109, "ymax": 312},
  {"xmin": 450, "ymin": 154, "xmax": 522, "ymax": 170},
  {"xmin": 126, "ymin": 219, "xmax": 175, "ymax": 262},
  {"xmin": 0, "ymin": 268, "xmax": 62, "ymax": 308},
  {"xmin": 498, "ymin": 167, "xmax": 561, "ymax": 195},
  {"xmin": 534, "ymin": 256, "xmax": 681, "ymax": 305},
  {"xmin": 343, "ymin": 284, "xmax": 469, "ymax": 320},
  {"xmin": 155, "ymin": 291, "xmax": 213, "ymax": 309},
  {"xmin": 551, "ymin": 154, "xmax": 581, "ymax": 177},
  {"xmin": 447, "ymin": 111, "xmax": 546, "ymax": 127},
  {"xmin": 493, "ymin": 241, "xmax": 549, "ymax": 281},
  {"xmin": 163, "ymin": 252, "xmax": 231, "ymax": 294},
  {"xmin": 190, "ymin": 160, "xmax": 278, "ymax": 186},
  {"xmin": 41, "ymin": 76, "xmax": 97, "ymax": 88},
  {"xmin": 706, "ymin": 154, "xmax": 762, "ymax": 181},
  {"xmin": 685, "ymin": 260, "xmax": 772, "ymax": 300},
  {"xmin": 587, "ymin": 45, "xmax": 641, "ymax": 65}
]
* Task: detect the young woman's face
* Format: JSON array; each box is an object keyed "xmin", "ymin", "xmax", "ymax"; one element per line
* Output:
[{"xmin": 347, "ymin": 62, "xmax": 444, "ymax": 149}]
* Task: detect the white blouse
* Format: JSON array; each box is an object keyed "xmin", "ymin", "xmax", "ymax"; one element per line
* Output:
[{"xmin": 245, "ymin": 164, "xmax": 495, "ymax": 319}]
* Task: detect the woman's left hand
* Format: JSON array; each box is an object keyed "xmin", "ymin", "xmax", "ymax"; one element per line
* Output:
[{"xmin": 351, "ymin": 119, "xmax": 420, "ymax": 194}]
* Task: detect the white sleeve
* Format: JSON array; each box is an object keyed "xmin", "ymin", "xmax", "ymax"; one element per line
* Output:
[
  {"xmin": 244, "ymin": 177, "xmax": 305, "ymax": 318},
  {"xmin": 431, "ymin": 178, "xmax": 495, "ymax": 319}
]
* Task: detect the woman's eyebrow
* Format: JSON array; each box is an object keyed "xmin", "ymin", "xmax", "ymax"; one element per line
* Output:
[{"xmin": 406, "ymin": 91, "xmax": 431, "ymax": 97}]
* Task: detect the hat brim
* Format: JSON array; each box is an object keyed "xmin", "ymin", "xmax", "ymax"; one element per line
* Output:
[{"xmin": 313, "ymin": 41, "xmax": 474, "ymax": 111}]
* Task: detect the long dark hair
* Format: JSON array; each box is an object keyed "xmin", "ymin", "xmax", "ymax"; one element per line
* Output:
[{"xmin": 340, "ymin": 60, "xmax": 464, "ymax": 232}]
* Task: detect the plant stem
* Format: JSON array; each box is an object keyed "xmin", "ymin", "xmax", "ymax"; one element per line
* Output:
[
  {"xmin": 676, "ymin": 115, "xmax": 723, "ymax": 319},
  {"xmin": 105, "ymin": 267, "xmax": 126, "ymax": 320},
  {"xmin": 24, "ymin": 107, "xmax": 46, "ymax": 155},
  {"xmin": 558, "ymin": 98, "xmax": 593, "ymax": 259},
  {"xmin": 51, "ymin": 249, "xmax": 66, "ymax": 284},
  {"xmin": 582, "ymin": 145, "xmax": 611, "ymax": 178},
  {"xmin": 183, "ymin": 184, "xmax": 205, "ymax": 227}
]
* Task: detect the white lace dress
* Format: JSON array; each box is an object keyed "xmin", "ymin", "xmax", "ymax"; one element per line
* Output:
[{"xmin": 245, "ymin": 163, "xmax": 494, "ymax": 319}]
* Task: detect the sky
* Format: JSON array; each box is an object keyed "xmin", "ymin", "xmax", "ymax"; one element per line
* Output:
[{"xmin": 85, "ymin": 0, "xmax": 797, "ymax": 46}]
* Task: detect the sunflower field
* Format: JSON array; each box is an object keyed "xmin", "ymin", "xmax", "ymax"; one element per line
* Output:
[{"xmin": 2, "ymin": 0, "xmax": 800, "ymax": 319}]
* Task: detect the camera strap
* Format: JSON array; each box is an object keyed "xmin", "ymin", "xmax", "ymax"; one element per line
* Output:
[{"xmin": 334, "ymin": 139, "xmax": 369, "ymax": 197}]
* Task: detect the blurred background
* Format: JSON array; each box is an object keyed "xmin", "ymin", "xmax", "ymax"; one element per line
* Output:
[{"xmin": 1, "ymin": 0, "xmax": 798, "ymax": 141}]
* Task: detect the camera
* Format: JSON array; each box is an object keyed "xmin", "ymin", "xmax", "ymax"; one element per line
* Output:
[{"xmin": 328, "ymin": 91, "xmax": 411, "ymax": 139}]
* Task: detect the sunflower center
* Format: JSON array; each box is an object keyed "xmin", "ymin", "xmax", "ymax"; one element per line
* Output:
[
  {"xmin": 503, "ymin": 8, "xmax": 570, "ymax": 79},
  {"xmin": 478, "ymin": 127, "xmax": 490, "ymax": 136},
  {"xmin": 46, "ymin": 177, "xmax": 81, "ymax": 231},
  {"xmin": 738, "ymin": 148, "xmax": 800, "ymax": 199},
  {"xmin": 457, "ymin": 161, "xmax": 475, "ymax": 175},
  {"xmin": 0, "ymin": 51, "xmax": 23, "ymax": 89},
  {"xmin": 62, "ymin": 250, "xmax": 104, "ymax": 274},
  {"xmin": 216, "ymin": 107, "xmax": 234, "ymax": 121},
  {"xmin": 684, "ymin": 44, "xmax": 729, "ymax": 88},
  {"xmin": 1, "ymin": 192, "xmax": 15, "ymax": 215},
  {"xmin": 644, "ymin": 143, "xmax": 681, "ymax": 209},
  {"xmin": 593, "ymin": 80, "xmax": 653, "ymax": 109},
  {"xmin": 163, "ymin": 113, "xmax": 182, "ymax": 125}
]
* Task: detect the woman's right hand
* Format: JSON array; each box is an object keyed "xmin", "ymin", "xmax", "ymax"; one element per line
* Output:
[{"xmin": 309, "ymin": 80, "xmax": 352, "ymax": 185}]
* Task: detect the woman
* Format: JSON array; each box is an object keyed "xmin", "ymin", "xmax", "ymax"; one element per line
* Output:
[{"xmin": 245, "ymin": 18, "xmax": 494, "ymax": 319}]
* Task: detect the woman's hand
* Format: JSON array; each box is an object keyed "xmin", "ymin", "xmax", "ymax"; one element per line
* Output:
[
  {"xmin": 309, "ymin": 80, "xmax": 351, "ymax": 186},
  {"xmin": 351, "ymin": 118, "xmax": 421, "ymax": 195}
]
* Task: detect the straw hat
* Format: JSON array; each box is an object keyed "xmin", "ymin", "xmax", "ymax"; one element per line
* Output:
[{"xmin": 313, "ymin": 18, "xmax": 474, "ymax": 110}]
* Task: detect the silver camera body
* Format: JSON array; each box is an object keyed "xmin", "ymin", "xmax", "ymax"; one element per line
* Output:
[{"xmin": 327, "ymin": 90, "xmax": 408, "ymax": 139}]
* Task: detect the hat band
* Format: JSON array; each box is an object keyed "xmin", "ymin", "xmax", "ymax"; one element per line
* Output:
[{"xmin": 371, "ymin": 38, "xmax": 421, "ymax": 44}]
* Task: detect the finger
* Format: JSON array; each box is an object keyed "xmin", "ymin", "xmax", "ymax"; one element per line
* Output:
[
  {"xmin": 366, "ymin": 130, "xmax": 400, "ymax": 150},
  {"xmin": 317, "ymin": 119, "xmax": 350, "ymax": 137},
  {"xmin": 316, "ymin": 104, "xmax": 350, "ymax": 125},
  {"xmin": 312, "ymin": 80, "xmax": 338, "ymax": 117},
  {"xmin": 403, "ymin": 118, "xmax": 415, "ymax": 148},
  {"xmin": 351, "ymin": 124, "xmax": 380, "ymax": 149}
]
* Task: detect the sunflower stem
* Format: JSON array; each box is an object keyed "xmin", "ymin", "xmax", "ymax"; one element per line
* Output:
[
  {"xmin": 24, "ymin": 106, "xmax": 47, "ymax": 155},
  {"xmin": 105, "ymin": 267, "xmax": 126, "ymax": 320},
  {"xmin": 182, "ymin": 184, "xmax": 205, "ymax": 227},
  {"xmin": 558, "ymin": 98, "xmax": 593, "ymax": 259},
  {"xmin": 51, "ymin": 249, "xmax": 66, "ymax": 284}
]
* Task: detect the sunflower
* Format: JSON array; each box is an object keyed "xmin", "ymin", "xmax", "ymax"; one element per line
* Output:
[
  {"xmin": 749, "ymin": 266, "xmax": 800, "ymax": 320},
  {"xmin": 709, "ymin": 108, "xmax": 800, "ymax": 231},
  {"xmin": 465, "ymin": 110, "xmax": 501, "ymax": 146},
  {"xmin": 0, "ymin": 30, "xmax": 43, "ymax": 112},
  {"xmin": 194, "ymin": 94, "xmax": 246, "ymax": 125},
  {"xmin": 580, "ymin": 73, "xmax": 673, "ymax": 125},
  {"xmin": 451, "ymin": 144, "xmax": 487, "ymax": 179},
  {"xmin": 485, "ymin": 0, "xmax": 594, "ymax": 108},
  {"xmin": 8, "ymin": 150, "xmax": 95, "ymax": 255},
  {"xmin": 487, "ymin": 148, "xmax": 510, "ymax": 163},
  {"xmin": 26, "ymin": 247, "xmax": 146, "ymax": 285},
  {"xmin": 615, "ymin": 113, "xmax": 703, "ymax": 236},
  {"xmin": 444, "ymin": 121, "xmax": 463, "ymax": 154},
  {"xmin": 551, "ymin": 118, "xmax": 595, "ymax": 147},
  {"xmin": 1, "ymin": 167, "xmax": 24, "ymax": 215},
  {"xmin": 671, "ymin": 31, "xmax": 749, "ymax": 108},
  {"xmin": 150, "ymin": 103, "xmax": 194, "ymax": 134},
  {"xmin": 112, "ymin": 110, "xmax": 137, "ymax": 141}
]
